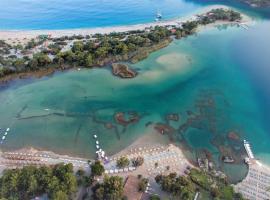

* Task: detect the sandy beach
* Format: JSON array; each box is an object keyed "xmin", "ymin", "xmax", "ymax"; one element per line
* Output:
[
  {"xmin": 0, "ymin": 5, "xmax": 251, "ymax": 44},
  {"xmin": 0, "ymin": 129, "xmax": 193, "ymax": 179}
]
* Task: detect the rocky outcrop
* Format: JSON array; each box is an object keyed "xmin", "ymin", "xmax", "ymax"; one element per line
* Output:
[
  {"xmin": 114, "ymin": 112, "xmax": 140, "ymax": 126},
  {"xmin": 111, "ymin": 63, "xmax": 137, "ymax": 79}
]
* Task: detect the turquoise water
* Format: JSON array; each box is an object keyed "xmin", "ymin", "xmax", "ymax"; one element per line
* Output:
[
  {"xmin": 0, "ymin": 0, "xmax": 201, "ymax": 30},
  {"xmin": 1, "ymin": 22, "xmax": 270, "ymax": 183},
  {"xmin": 0, "ymin": 0, "xmax": 270, "ymax": 183}
]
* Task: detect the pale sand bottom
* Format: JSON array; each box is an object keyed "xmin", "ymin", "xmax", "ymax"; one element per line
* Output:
[{"xmin": 139, "ymin": 52, "xmax": 192, "ymax": 82}]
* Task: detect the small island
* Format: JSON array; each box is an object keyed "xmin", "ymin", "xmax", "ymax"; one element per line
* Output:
[{"xmin": 111, "ymin": 63, "xmax": 137, "ymax": 78}]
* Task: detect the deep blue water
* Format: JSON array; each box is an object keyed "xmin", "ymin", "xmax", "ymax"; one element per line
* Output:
[{"xmin": 0, "ymin": 0, "xmax": 201, "ymax": 30}]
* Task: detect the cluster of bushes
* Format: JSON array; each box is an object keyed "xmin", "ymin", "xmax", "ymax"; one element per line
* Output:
[
  {"xmin": 138, "ymin": 177, "xmax": 149, "ymax": 192},
  {"xmin": 132, "ymin": 156, "xmax": 144, "ymax": 167},
  {"xmin": 0, "ymin": 40, "xmax": 12, "ymax": 55},
  {"xmin": 155, "ymin": 169, "xmax": 244, "ymax": 200},
  {"xmin": 155, "ymin": 172, "xmax": 195, "ymax": 200},
  {"xmin": 189, "ymin": 168, "xmax": 213, "ymax": 190},
  {"xmin": 117, "ymin": 156, "xmax": 130, "ymax": 168},
  {"xmin": 116, "ymin": 156, "xmax": 145, "ymax": 168},
  {"xmin": 199, "ymin": 9, "xmax": 242, "ymax": 25},
  {"xmin": 189, "ymin": 169, "xmax": 244, "ymax": 199},
  {"xmin": 92, "ymin": 175, "xmax": 124, "ymax": 200},
  {"xmin": 91, "ymin": 160, "xmax": 105, "ymax": 176},
  {"xmin": 0, "ymin": 163, "xmax": 77, "ymax": 200}
]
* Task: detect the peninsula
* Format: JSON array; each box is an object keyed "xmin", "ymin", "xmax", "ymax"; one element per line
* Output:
[{"xmin": 0, "ymin": 6, "xmax": 247, "ymax": 83}]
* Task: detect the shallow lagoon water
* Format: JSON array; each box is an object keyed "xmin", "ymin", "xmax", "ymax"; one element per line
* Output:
[
  {"xmin": 1, "ymin": 0, "xmax": 270, "ymax": 183},
  {"xmin": 1, "ymin": 21, "xmax": 270, "ymax": 182}
]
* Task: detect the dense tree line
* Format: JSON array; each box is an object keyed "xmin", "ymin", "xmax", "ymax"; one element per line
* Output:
[{"xmin": 0, "ymin": 163, "xmax": 77, "ymax": 200}]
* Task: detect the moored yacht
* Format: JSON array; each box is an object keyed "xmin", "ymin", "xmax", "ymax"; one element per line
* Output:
[{"xmin": 155, "ymin": 10, "xmax": 162, "ymax": 21}]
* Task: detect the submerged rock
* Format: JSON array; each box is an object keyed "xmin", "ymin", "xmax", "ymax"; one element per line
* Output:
[
  {"xmin": 114, "ymin": 111, "xmax": 140, "ymax": 126},
  {"xmin": 227, "ymin": 131, "xmax": 240, "ymax": 141},
  {"xmin": 111, "ymin": 63, "xmax": 137, "ymax": 79},
  {"xmin": 166, "ymin": 113, "xmax": 180, "ymax": 121}
]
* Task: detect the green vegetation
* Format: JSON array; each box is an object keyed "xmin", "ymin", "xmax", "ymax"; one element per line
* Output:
[
  {"xmin": 198, "ymin": 9, "xmax": 242, "ymax": 25},
  {"xmin": 155, "ymin": 173, "xmax": 195, "ymax": 200},
  {"xmin": 189, "ymin": 168, "xmax": 213, "ymax": 190},
  {"xmin": 149, "ymin": 195, "xmax": 161, "ymax": 200},
  {"xmin": 76, "ymin": 168, "xmax": 94, "ymax": 187},
  {"xmin": 138, "ymin": 178, "xmax": 149, "ymax": 192},
  {"xmin": 116, "ymin": 156, "xmax": 130, "ymax": 168},
  {"xmin": 91, "ymin": 161, "xmax": 105, "ymax": 176},
  {"xmin": 0, "ymin": 8, "xmax": 242, "ymax": 80},
  {"xmin": 92, "ymin": 175, "xmax": 124, "ymax": 200},
  {"xmin": 189, "ymin": 168, "xmax": 244, "ymax": 200},
  {"xmin": 0, "ymin": 163, "xmax": 77, "ymax": 200},
  {"xmin": 132, "ymin": 156, "xmax": 144, "ymax": 167},
  {"xmin": 155, "ymin": 169, "xmax": 244, "ymax": 200}
]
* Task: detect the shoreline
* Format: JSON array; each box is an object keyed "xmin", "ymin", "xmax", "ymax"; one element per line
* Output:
[
  {"xmin": 0, "ymin": 130, "xmax": 194, "ymax": 173},
  {"xmin": 0, "ymin": 5, "xmax": 250, "ymax": 43}
]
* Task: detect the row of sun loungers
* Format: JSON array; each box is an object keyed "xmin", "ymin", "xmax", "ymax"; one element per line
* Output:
[
  {"xmin": 129, "ymin": 146, "xmax": 165, "ymax": 153},
  {"xmin": 4, "ymin": 152, "xmax": 51, "ymax": 158},
  {"xmin": 3, "ymin": 155, "xmax": 41, "ymax": 161},
  {"xmin": 104, "ymin": 167, "xmax": 136, "ymax": 174},
  {"xmin": 1, "ymin": 159, "xmax": 46, "ymax": 166}
]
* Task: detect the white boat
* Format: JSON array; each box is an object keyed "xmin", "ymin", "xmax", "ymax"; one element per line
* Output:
[
  {"xmin": 2, "ymin": 136, "xmax": 5, "ymax": 140},
  {"xmin": 44, "ymin": 108, "xmax": 50, "ymax": 111},
  {"xmin": 93, "ymin": 134, "xmax": 97, "ymax": 138},
  {"xmin": 155, "ymin": 10, "xmax": 162, "ymax": 21},
  {"xmin": 4, "ymin": 132, "xmax": 8, "ymax": 136},
  {"xmin": 6, "ymin": 128, "xmax": 10, "ymax": 131},
  {"xmin": 96, "ymin": 141, "xmax": 99, "ymax": 145},
  {"xmin": 96, "ymin": 145, "xmax": 100, "ymax": 149}
]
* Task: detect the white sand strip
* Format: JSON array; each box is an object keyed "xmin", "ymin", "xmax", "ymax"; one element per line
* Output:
[{"xmin": 0, "ymin": 5, "xmax": 244, "ymax": 41}]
